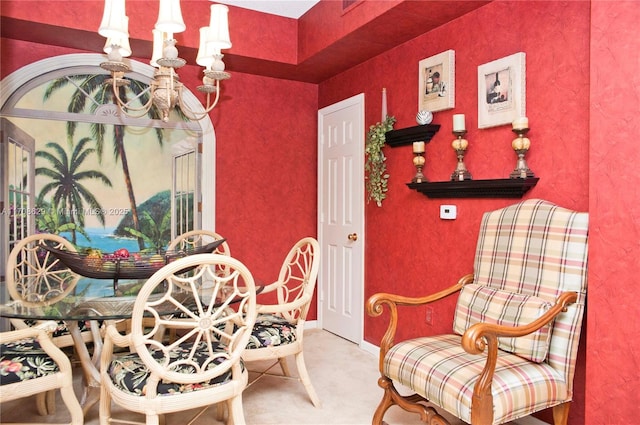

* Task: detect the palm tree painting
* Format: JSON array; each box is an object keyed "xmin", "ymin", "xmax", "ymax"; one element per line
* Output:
[
  {"xmin": 43, "ymin": 74, "xmax": 166, "ymax": 250},
  {"xmin": 35, "ymin": 200, "xmax": 91, "ymax": 241},
  {"xmin": 35, "ymin": 138, "xmax": 112, "ymax": 244}
]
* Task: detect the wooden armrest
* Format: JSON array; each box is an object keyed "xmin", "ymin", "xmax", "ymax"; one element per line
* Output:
[
  {"xmin": 461, "ymin": 291, "xmax": 578, "ymax": 355},
  {"xmin": 366, "ymin": 273, "xmax": 472, "ymax": 372},
  {"xmin": 459, "ymin": 291, "xmax": 577, "ymax": 423}
]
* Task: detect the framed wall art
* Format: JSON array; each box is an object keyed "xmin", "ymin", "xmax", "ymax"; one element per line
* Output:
[
  {"xmin": 477, "ymin": 52, "xmax": 526, "ymax": 128},
  {"xmin": 418, "ymin": 49, "xmax": 455, "ymax": 113}
]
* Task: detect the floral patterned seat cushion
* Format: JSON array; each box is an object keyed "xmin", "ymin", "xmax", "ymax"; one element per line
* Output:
[
  {"xmin": 246, "ymin": 313, "xmax": 297, "ymax": 349},
  {"xmin": 107, "ymin": 341, "xmax": 241, "ymax": 396},
  {"xmin": 0, "ymin": 338, "xmax": 60, "ymax": 385}
]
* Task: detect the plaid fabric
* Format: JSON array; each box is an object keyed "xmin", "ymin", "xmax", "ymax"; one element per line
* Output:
[
  {"xmin": 453, "ymin": 283, "xmax": 553, "ymax": 362},
  {"xmin": 382, "ymin": 200, "xmax": 589, "ymax": 424},
  {"xmin": 384, "ymin": 334, "xmax": 568, "ymax": 424},
  {"xmin": 473, "ymin": 199, "xmax": 589, "ymax": 396}
]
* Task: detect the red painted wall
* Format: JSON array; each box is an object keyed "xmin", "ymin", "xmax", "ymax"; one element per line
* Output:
[
  {"xmin": 3, "ymin": 0, "xmax": 640, "ymax": 423},
  {"xmin": 319, "ymin": 1, "xmax": 591, "ymax": 423},
  {"xmin": 211, "ymin": 70, "xmax": 319, "ymax": 314},
  {"xmin": 587, "ymin": 1, "xmax": 640, "ymax": 423}
]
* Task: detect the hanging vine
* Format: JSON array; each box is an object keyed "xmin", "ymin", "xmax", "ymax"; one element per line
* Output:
[{"xmin": 365, "ymin": 115, "xmax": 396, "ymax": 207}]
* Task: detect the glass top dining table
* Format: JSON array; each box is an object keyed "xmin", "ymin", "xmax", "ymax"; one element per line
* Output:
[
  {"xmin": 0, "ymin": 282, "xmax": 193, "ymax": 321},
  {"xmin": 0, "ymin": 279, "xmax": 249, "ymax": 416}
]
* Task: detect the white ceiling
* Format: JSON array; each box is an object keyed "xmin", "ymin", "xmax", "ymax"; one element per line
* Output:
[{"xmin": 215, "ymin": 0, "xmax": 321, "ymax": 19}]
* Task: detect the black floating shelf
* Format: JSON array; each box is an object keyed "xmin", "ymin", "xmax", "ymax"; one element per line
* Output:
[
  {"xmin": 385, "ymin": 124, "xmax": 441, "ymax": 147},
  {"xmin": 407, "ymin": 177, "xmax": 539, "ymax": 199}
]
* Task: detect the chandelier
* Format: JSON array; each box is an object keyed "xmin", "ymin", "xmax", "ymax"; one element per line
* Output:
[{"xmin": 98, "ymin": 0, "xmax": 231, "ymax": 122}]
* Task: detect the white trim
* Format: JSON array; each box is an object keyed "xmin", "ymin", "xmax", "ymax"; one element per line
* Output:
[
  {"xmin": 303, "ymin": 320, "xmax": 318, "ymax": 330},
  {"xmin": 0, "ymin": 53, "xmax": 216, "ymax": 231},
  {"xmin": 360, "ymin": 339, "xmax": 380, "ymax": 356}
]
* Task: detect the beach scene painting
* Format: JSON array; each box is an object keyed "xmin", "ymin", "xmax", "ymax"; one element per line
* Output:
[{"xmin": 5, "ymin": 73, "xmax": 199, "ymax": 296}]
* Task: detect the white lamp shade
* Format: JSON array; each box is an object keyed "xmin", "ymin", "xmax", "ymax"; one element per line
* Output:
[
  {"xmin": 155, "ymin": 0, "xmax": 186, "ymax": 33},
  {"xmin": 207, "ymin": 4, "xmax": 231, "ymax": 50},
  {"xmin": 196, "ymin": 27, "xmax": 215, "ymax": 67},
  {"xmin": 99, "ymin": 0, "xmax": 128, "ymax": 38},
  {"xmin": 103, "ymin": 34, "xmax": 132, "ymax": 58}
]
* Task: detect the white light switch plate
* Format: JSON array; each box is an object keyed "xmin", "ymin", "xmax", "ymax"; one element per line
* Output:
[{"xmin": 440, "ymin": 205, "xmax": 457, "ymax": 220}]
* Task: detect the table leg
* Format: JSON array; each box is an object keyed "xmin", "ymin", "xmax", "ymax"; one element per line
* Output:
[{"xmin": 66, "ymin": 320, "xmax": 103, "ymax": 416}]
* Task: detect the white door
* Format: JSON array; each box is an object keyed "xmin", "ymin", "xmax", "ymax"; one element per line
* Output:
[{"xmin": 317, "ymin": 94, "xmax": 365, "ymax": 344}]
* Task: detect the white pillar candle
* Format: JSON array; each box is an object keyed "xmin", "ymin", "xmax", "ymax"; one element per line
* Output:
[
  {"xmin": 453, "ymin": 114, "xmax": 466, "ymax": 132},
  {"xmin": 512, "ymin": 116, "xmax": 529, "ymax": 130},
  {"xmin": 413, "ymin": 141, "xmax": 425, "ymax": 153},
  {"xmin": 381, "ymin": 88, "xmax": 387, "ymax": 121}
]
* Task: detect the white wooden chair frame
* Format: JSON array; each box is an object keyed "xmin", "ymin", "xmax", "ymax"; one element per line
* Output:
[{"xmin": 0, "ymin": 321, "xmax": 84, "ymax": 425}]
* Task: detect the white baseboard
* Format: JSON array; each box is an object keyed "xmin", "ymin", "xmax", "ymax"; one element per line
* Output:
[
  {"xmin": 360, "ymin": 338, "xmax": 380, "ymax": 357},
  {"xmin": 303, "ymin": 320, "xmax": 318, "ymax": 329}
]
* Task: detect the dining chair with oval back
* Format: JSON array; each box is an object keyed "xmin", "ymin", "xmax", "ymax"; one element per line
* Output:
[
  {"xmin": 99, "ymin": 253, "xmax": 259, "ymax": 425},
  {"xmin": 241, "ymin": 237, "xmax": 322, "ymax": 408},
  {"xmin": 5, "ymin": 233, "xmax": 99, "ymax": 416}
]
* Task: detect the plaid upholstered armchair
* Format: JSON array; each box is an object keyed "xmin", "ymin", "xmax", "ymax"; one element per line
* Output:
[{"xmin": 367, "ymin": 199, "xmax": 589, "ymax": 425}]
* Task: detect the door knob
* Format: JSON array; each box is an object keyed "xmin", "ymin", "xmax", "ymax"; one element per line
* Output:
[{"xmin": 348, "ymin": 233, "xmax": 358, "ymax": 241}]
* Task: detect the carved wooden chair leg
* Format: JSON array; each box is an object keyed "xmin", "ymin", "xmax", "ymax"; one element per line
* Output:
[
  {"xmin": 375, "ymin": 377, "xmax": 451, "ymax": 425},
  {"xmin": 372, "ymin": 378, "xmax": 395, "ymax": 425}
]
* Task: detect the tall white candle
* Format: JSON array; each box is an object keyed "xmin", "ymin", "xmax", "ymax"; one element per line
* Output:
[
  {"xmin": 413, "ymin": 141, "xmax": 425, "ymax": 153},
  {"xmin": 453, "ymin": 114, "xmax": 466, "ymax": 132},
  {"xmin": 512, "ymin": 116, "xmax": 529, "ymax": 130},
  {"xmin": 381, "ymin": 88, "xmax": 387, "ymax": 121}
]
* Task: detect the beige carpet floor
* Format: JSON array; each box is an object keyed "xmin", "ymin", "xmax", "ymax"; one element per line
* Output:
[{"xmin": 0, "ymin": 329, "xmax": 544, "ymax": 424}]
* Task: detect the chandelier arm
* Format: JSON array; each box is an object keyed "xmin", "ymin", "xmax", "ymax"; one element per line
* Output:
[
  {"xmin": 176, "ymin": 79, "xmax": 222, "ymax": 121},
  {"xmin": 109, "ymin": 77, "xmax": 155, "ymax": 116}
]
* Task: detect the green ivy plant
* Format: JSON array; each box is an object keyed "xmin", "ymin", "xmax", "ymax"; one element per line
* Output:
[{"xmin": 365, "ymin": 115, "xmax": 396, "ymax": 207}]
